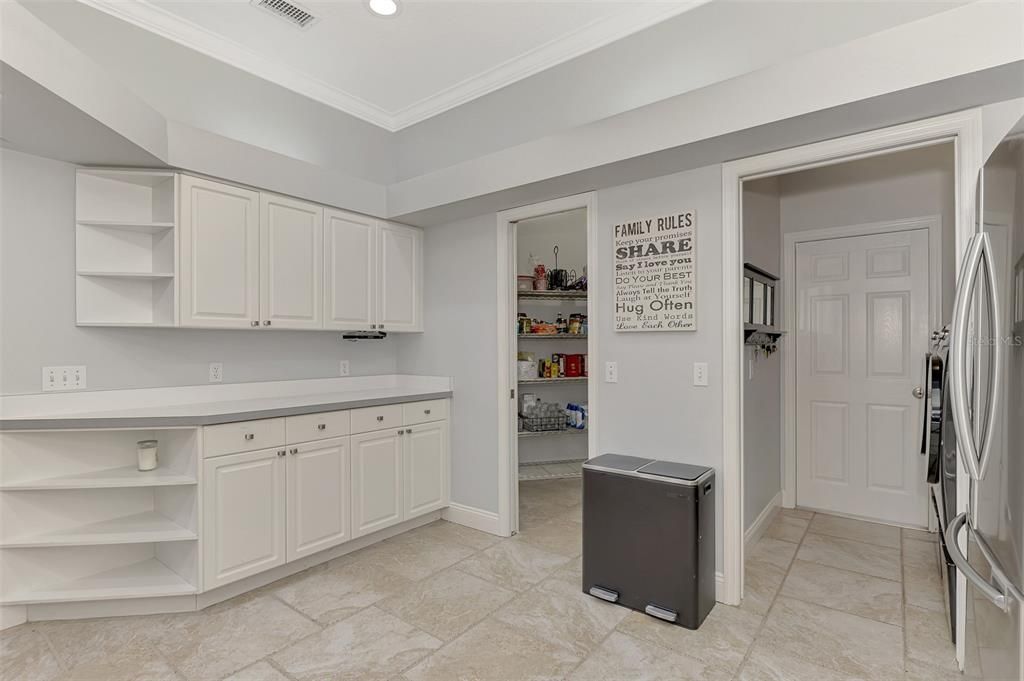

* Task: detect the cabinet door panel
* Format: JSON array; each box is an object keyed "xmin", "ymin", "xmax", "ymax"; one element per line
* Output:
[
  {"xmin": 180, "ymin": 176, "xmax": 260, "ymax": 328},
  {"xmin": 405, "ymin": 421, "xmax": 448, "ymax": 517},
  {"xmin": 260, "ymin": 194, "xmax": 323, "ymax": 329},
  {"xmin": 351, "ymin": 430, "xmax": 403, "ymax": 537},
  {"xmin": 378, "ymin": 222, "xmax": 422, "ymax": 332},
  {"xmin": 324, "ymin": 209, "xmax": 376, "ymax": 331},
  {"xmin": 287, "ymin": 437, "xmax": 349, "ymax": 561},
  {"xmin": 203, "ymin": 448, "xmax": 286, "ymax": 589}
]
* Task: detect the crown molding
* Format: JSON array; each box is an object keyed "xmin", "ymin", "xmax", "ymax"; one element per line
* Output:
[{"xmin": 77, "ymin": 0, "xmax": 704, "ymax": 132}]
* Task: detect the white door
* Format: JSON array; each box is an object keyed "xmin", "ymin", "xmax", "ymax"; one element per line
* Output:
[
  {"xmin": 324, "ymin": 209, "xmax": 376, "ymax": 331},
  {"xmin": 260, "ymin": 193, "xmax": 323, "ymax": 330},
  {"xmin": 203, "ymin": 447, "xmax": 286, "ymax": 589},
  {"xmin": 795, "ymin": 229, "xmax": 930, "ymax": 526},
  {"xmin": 286, "ymin": 436, "xmax": 349, "ymax": 561},
  {"xmin": 378, "ymin": 222, "xmax": 422, "ymax": 332},
  {"xmin": 351, "ymin": 429, "xmax": 403, "ymax": 537},
  {"xmin": 404, "ymin": 421, "xmax": 448, "ymax": 517},
  {"xmin": 180, "ymin": 176, "xmax": 260, "ymax": 328}
]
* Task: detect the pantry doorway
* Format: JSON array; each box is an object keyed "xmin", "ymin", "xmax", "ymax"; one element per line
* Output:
[{"xmin": 496, "ymin": 193, "xmax": 598, "ymax": 536}]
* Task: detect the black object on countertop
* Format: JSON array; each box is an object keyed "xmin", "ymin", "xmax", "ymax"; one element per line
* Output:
[{"xmin": 582, "ymin": 453, "xmax": 715, "ymax": 630}]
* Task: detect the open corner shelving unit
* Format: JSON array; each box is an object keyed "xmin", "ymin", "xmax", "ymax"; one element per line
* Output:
[
  {"xmin": 0, "ymin": 428, "xmax": 200, "ymax": 605},
  {"xmin": 516, "ymin": 287, "xmax": 589, "ymax": 480},
  {"xmin": 75, "ymin": 169, "xmax": 179, "ymax": 327}
]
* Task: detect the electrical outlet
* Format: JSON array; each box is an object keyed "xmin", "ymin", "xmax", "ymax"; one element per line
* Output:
[
  {"xmin": 209, "ymin": 363, "xmax": 223, "ymax": 383},
  {"xmin": 604, "ymin": 361, "xmax": 618, "ymax": 383},
  {"xmin": 693, "ymin": 362, "xmax": 709, "ymax": 387},
  {"xmin": 41, "ymin": 366, "xmax": 87, "ymax": 392},
  {"xmin": 339, "ymin": 360, "xmax": 350, "ymax": 377}
]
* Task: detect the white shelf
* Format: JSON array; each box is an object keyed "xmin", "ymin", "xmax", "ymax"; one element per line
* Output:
[
  {"xmin": 518, "ymin": 290, "xmax": 587, "ymax": 301},
  {"xmin": 518, "ymin": 377, "xmax": 588, "ymax": 384},
  {"xmin": 77, "ymin": 220, "xmax": 174, "ymax": 233},
  {"xmin": 1, "ymin": 465, "xmax": 196, "ymax": 491},
  {"xmin": 518, "ymin": 429, "xmax": 586, "ymax": 438},
  {"xmin": 2, "ymin": 511, "xmax": 196, "ymax": 548},
  {"xmin": 77, "ymin": 271, "xmax": 175, "ymax": 279},
  {"xmin": 2, "ymin": 558, "xmax": 196, "ymax": 605}
]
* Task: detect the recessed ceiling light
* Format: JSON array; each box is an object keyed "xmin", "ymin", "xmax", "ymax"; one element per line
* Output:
[{"xmin": 367, "ymin": 0, "xmax": 399, "ymax": 17}]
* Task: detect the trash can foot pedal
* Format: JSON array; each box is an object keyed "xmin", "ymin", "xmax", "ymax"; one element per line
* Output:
[
  {"xmin": 588, "ymin": 586, "xmax": 619, "ymax": 603},
  {"xmin": 644, "ymin": 604, "xmax": 678, "ymax": 623}
]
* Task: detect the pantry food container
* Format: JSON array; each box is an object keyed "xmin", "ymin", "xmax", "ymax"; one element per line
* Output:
[{"xmin": 517, "ymin": 275, "xmax": 534, "ymax": 291}]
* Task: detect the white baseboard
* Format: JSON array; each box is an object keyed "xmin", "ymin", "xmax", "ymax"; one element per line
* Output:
[
  {"xmin": 745, "ymin": 491, "xmax": 783, "ymax": 549},
  {"xmin": 442, "ymin": 502, "xmax": 504, "ymax": 536},
  {"xmin": 0, "ymin": 605, "xmax": 26, "ymax": 631}
]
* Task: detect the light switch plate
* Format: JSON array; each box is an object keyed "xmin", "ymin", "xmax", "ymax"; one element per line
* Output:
[
  {"xmin": 604, "ymin": 361, "xmax": 618, "ymax": 383},
  {"xmin": 42, "ymin": 366, "xmax": 87, "ymax": 392},
  {"xmin": 208, "ymin": 363, "xmax": 223, "ymax": 383},
  {"xmin": 693, "ymin": 362, "xmax": 709, "ymax": 387},
  {"xmin": 339, "ymin": 360, "xmax": 350, "ymax": 377}
]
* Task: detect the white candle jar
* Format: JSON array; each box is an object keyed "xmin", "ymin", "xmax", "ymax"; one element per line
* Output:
[{"xmin": 137, "ymin": 440, "xmax": 158, "ymax": 472}]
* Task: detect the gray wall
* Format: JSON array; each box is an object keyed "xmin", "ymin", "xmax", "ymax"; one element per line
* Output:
[
  {"xmin": 396, "ymin": 215, "xmax": 498, "ymax": 513},
  {"xmin": 0, "ymin": 149, "xmax": 400, "ymax": 396},
  {"xmin": 742, "ymin": 178, "xmax": 783, "ymax": 529}
]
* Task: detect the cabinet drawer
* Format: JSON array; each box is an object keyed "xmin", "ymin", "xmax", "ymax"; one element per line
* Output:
[
  {"xmin": 286, "ymin": 410, "xmax": 350, "ymax": 443},
  {"xmin": 204, "ymin": 418, "xmax": 286, "ymax": 457},
  {"xmin": 403, "ymin": 399, "xmax": 448, "ymax": 426},
  {"xmin": 351, "ymin": 404, "xmax": 403, "ymax": 434}
]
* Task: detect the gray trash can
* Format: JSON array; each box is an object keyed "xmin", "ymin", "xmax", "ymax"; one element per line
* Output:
[{"xmin": 582, "ymin": 453, "xmax": 715, "ymax": 629}]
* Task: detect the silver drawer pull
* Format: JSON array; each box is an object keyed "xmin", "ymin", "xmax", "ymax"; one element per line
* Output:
[
  {"xmin": 588, "ymin": 586, "xmax": 618, "ymax": 603},
  {"xmin": 317, "ymin": 424, "xmax": 326, "ymax": 431},
  {"xmin": 424, "ymin": 409, "xmax": 431, "ymax": 415},
  {"xmin": 377, "ymin": 415, "xmax": 384, "ymax": 422},
  {"xmin": 244, "ymin": 433, "xmax": 255, "ymax": 441}
]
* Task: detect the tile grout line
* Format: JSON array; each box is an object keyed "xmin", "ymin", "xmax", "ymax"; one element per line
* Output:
[{"xmin": 731, "ymin": 511, "xmax": 815, "ymax": 679}]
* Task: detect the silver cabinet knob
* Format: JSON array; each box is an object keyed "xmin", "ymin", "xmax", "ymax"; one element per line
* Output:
[
  {"xmin": 277, "ymin": 450, "xmax": 285, "ymax": 457},
  {"xmin": 424, "ymin": 409, "xmax": 431, "ymax": 415},
  {"xmin": 290, "ymin": 447, "xmax": 298, "ymax": 455},
  {"xmin": 406, "ymin": 428, "xmax": 412, "ymax": 434},
  {"xmin": 263, "ymin": 320, "xmax": 271, "ymax": 327},
  {"xmin": 244, "ymin": 433, "xmax": 255, "ymax": 441},
  {"xmin": 379, "ymin": 325, "xmax": 385, "ymax": 330},
  {"xmin": 371, "ymin": 324, "xmax": 377, "ymax": 329},
  {"xmin": 377, "ymin": 415, "xmax": 384, "ymax": 422},
  {"xmin": 912, "ymin": 386, "xmax": 925, "ymax": 399},
  {"xmin": 251, "ymin": 321, "xmax": 259, "ymax": 327},
  {"xmin": 317, "ymin": 423, "xmax": 326, "ymax": 431}
]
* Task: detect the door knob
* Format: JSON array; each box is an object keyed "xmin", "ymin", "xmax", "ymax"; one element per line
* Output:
[{"xmin": 912, "ymin": 387, "xmax": 925, "ymax": 399}]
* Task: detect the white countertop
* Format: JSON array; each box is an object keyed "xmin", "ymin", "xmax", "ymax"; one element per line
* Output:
[{"xmin": 0, "ymin": 375, "xmax": 452, "ymax": 429}]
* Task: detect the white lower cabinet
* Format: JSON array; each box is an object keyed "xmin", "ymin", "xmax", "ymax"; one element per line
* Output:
[
  {"xmin": 287, "ymin": 437, "xmax": 349, "ymax": 561},
  {"xmin": 351, "ymin": 429, "xmax": 403, "ymax": 538},
  {"xmin": 202, "ymin": 401, "xmax": 449, "ymax": 590},
  {"xmin": 405, "ymin": 422, "xmax": 448, "ymax": 517},
  {"xmin": 203, "ymin": 447, "xmax": 287, "ymax": 590}
]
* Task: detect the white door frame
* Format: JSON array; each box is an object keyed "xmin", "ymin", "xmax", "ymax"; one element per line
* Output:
[
  {"xmin": 782, "ymin": 216, "xmax": 942, "ymax": 514},
  {"xmin": 496, "ymin": 193, "xmax": 598, "ymax": 537},
  {"xmin": 720, "ymin": 108, "xmax": 982, "ymax": 607}
]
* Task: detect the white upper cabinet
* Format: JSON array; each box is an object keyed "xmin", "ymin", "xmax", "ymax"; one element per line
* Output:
[
  {"xmin": 260, "ymin": 193, "xmax": 323, "ymax": 330},
  {"xmin": 180, "ymin": 176, "xmax": 260, "ymax": 328},
  {"xmin": 378, "ymin": 222, "xmax": 423, "ymax": 332},
  {"xmin": 324, "ymin": 209, "xmax": 377, "ymax": 331}
]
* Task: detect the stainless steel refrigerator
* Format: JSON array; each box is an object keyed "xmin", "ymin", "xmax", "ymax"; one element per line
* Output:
[{"xmin": 945, "ymin": 112, "xmax": 1024, "ymax": 679}]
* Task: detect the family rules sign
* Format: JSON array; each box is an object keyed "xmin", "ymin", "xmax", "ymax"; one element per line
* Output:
[{"xmin": 613, "ymin": 210, "xmax": 696, "ymax": 332}]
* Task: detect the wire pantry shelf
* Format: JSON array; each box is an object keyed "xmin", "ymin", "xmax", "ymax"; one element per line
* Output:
[{"xmin": 517, "ymin": 290, "xmax": 587, "ymax": 301}]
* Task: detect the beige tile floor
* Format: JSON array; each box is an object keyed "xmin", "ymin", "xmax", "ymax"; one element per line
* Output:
[{"xmin": 4, "ymin": 478, "xmax": 959, "ymax": 681}]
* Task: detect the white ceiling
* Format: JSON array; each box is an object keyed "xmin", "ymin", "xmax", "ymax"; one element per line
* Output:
[{"xmin": 77, "ymin": 0, "xmax": 703, "ymax": 131}]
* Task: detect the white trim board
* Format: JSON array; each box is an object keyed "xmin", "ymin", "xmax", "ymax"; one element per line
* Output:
[
  {"xmin": 744, "ymin": 491, "xmax": 782, "ymax": 550},
  {"xmin": 495, "ymin": 193, "xmax": 597, "ymax": 538},
  {"xmin": 781, "ymin": 215, "xmax": 943, "ymax": 512},
  {"xmin": 720, "ymin": 108, "xmax": 982, "ymax": 612},
  {"xmin": 442, "ymin": 503, "xmax": 502, "ymax": 536}
]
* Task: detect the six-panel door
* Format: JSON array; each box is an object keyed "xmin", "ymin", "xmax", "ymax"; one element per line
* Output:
[
  {"xmin": 286, "ymin": 437, "xmax": 350, "ymax": 561},
  {"xmin": 324, "ymin": 208, "xmax": 377, "ymax": 331},
  {"xmin": 203, "ymin": 447, "xmax": 286, "ymax": 589},
  {"xmin": 351, "ymin": 429, "xmax": 403, "ymax": 537},
  {"xmin": 260, "ymin": 193, "xmax": 323, "ymax": 330},
  {"xmin": 378, "ymin": 222, "xmax": 422, "ymax": 332},
  {"xmin": 180, "ymin": 176, "xmax": 260, "ymax": 328},
  {"xmin": 404, "ymin": 421, "xmax": 448, "ymax": 517}
]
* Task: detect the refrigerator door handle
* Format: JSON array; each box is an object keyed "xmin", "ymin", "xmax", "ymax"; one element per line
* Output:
[
  {"xmin": 945, "ymin": 512, "xmax": 1023, "ymax": 613},
  {"xmin": 949, "ymin": 233, "xmax": 1000, "ymax": 480},
  {"xmin": 976, "ymin": 232, "xmax": 1002, "ymax": 480}
]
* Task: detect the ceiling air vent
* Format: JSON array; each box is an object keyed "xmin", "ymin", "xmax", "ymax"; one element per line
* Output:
[{"xmin": 251, "ymin": 0, "xmax": 319, "ymax": 29}]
